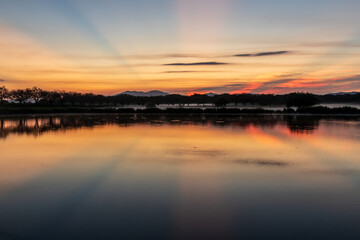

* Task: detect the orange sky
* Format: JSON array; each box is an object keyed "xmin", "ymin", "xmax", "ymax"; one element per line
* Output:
[{"xmin": 1, "ymin": 0, "xmax": 360, "ymax": 95}]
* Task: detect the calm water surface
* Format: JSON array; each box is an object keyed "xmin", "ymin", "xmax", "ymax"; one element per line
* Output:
[{"xmin": 0, "ymin": 115, "xmax": 359, "ymax": 240}]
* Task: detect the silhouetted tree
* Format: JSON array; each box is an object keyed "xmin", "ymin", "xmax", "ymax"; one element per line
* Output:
[
  {"xmin": 10, "ymin": 89, "xmax": 31, "ymax": 104},
  {"xmin": 215, "ymin": 97, "xmax": 230, "ymax": 107},
  {"xmin": 83, "ymin": 93, "xmax": 96, "ymax": 106},
  {"xmin": 42, "ymin": 91, "xmax": 62, "ymax": 105},
  {"xmin": 27, "ymin": 87, "xmax": 45, "ymax": 104},
  {"xmin": 320, "ymin": 92, "xmax": 360, "ymax": 103},
  {"xmin": 1, "ymin": 87, "xmax": 360, "ymax": 108},
  {"xmin": 286, "ymin": 92, "xmax": 320, "ymax": 108},
  {"xmin": 145, "ymin": 102, "xmax": 156, "ymax": 109},
  {"xmin": 63, "ymin": 92, "xmax": 82, "ymax": 106},
  {"xmin": 0, "ymin": 86, "xmax": 9, "ymax": 104}
]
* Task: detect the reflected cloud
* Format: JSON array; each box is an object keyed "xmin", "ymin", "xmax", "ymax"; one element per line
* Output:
[
  {"xmin": 307, "ymin": 169, "xmax": 360, "ymax": 175},
  {"xmin": 233, "ymin": 159, "xmax": 289, "ymax": 167},
  {"xmin": 170, "ymin": 149, "xmax": 225, "ymax": 157}
]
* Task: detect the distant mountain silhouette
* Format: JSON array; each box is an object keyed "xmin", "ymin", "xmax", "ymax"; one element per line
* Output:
[
  {"xmin": 118, "ymin": 91, "xmax": 218, "ymax": 97},
  {"xmin": 118, "ymin": 90, "xmax": 170, "ymax": 97},
  {"xmin": 205, "ymin": 92, "xmax": 217, "ymax": 97},
  {"xmin": 117, "ymin": 91, "xmax": 359, "ymax": 97},
  {"xmin": 327, "ymin": 91, "xmax": 359, "ymax": 96}
]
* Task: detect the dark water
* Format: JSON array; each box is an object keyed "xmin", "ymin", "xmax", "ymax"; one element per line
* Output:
[{"xmin": 0, "ymin": 114, "xmax": 359, "ymax": 240}]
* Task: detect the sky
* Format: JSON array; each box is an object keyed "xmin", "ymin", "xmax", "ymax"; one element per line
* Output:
[{"xmin": 0, "ymin": 0, "xmax": 360, "ymax": 95}]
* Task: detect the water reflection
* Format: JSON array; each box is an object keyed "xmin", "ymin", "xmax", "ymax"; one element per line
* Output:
[
  {"xmin": 0, "ymin": 115, "xmax": 359, "ymax": 240},
  {"xmin": 233, "ymin": 159, "xmax": 289, "ymax": 167},
  {"xmin": 1, "ymin": 114, "xmax": 359, "ymax": 139}
]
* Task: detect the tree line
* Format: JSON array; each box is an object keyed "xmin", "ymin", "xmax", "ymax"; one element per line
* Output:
[{"xmin": 0, "ymin": 86, "xmax": 359, "ymax": 108}]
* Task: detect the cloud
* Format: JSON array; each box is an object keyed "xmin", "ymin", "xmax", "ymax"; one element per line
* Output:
[
  {"xmin": 170, "ymin": 149, "xmax": 225, "ymax": 157},
  {"xmin": 251, "ymin": 78, "xmax": 297, "ymax": 94},
  {"xmin": 72, "ymin": 51, "xmax": 291, "ymax": 62},
  {"xmin": 162, "ymin": 70, "xmax": 225, "ymax": 74},
  {"xmin": 186, "ymin": 83, "xmax": 248, "ymax": 93},
  {"xmin": 233, "ymin": 159, "xmax": 288, "ymax": 167},
  {"xmin": 164, "ymin": 61, "xmax": 227, "ymax": 66},
  {"xmin": 277, "ymin": 73, "xmax": 302, "ymax": 78},
  {"xmin": 163, "ymin": 71, "xmax": 199, "ymax": 73},
  {"xmin": 234, "ymin": 51, "xmax": 290, "ymax": 57},
  {"xmin": 265, "ymin": 75, "xmax": 360, "ymax": 94},
  {"xmin": 307, "ymin": 169, "xmax": 360, "ymax": 175},
  {"xmin": 252, "ymin": 75, "xmax": 359, "ymax": 94},
  {"xmin": 71, "ymin": 53, "xmax": 217, "ymax": 61},
  {"xmin": 71, "ymin": 53, "xmax": 210, "ymax": 60},
  {"xmin": 323, "ymin": 75, "xmax": 360, "ymax": 85},
  {"xmin": 299, "ymin": 41, "xmax": 360, "ymax": 48},
  {"xmin": 176, "ymin": 74, "xmax": 360, "ymax": 95},
  {"xmin": 127, "ymin": 53, "xmax": 211, "ymax": 59}
]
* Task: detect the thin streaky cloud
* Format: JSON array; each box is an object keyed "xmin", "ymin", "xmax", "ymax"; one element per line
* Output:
[
  {"xmin": 178, "ymin": 75, "xmax": 360, "ymax": 94},
  {"xmin": 251, "ymin": 78, "xmax": 297, "ymax": 94},
  {"xmin": 68, "ymin": 55, "xmax": 123, "ymax": 60},
  {"xmin": 162, "ymin": 70, "xmax": 226, "ymax": 74},
  {"xmin": 70, "ymin": 51, "xmax": 296, "ymax": 62},
  {"xmin": 265, "ymin": 75, "xmax": 360, "ymax": 94},
  {"xmin": 277, "ymin": 73, "xmax": 303, "ymax": 78},
  {"xmin": 233, "ymin": 159, "xmax": 288, "ymax": 167},
  {"xmin": 255, "ymin": 51, "xmax": 290, "ymax": 56},
  {"xmin": 298, "ymin": 41, "xmax": 360, "ymax": 48},
  {"xmin": 234, "ymin": 51, "xmax": 290, "ymax": 57},
  {"xmin": 164, "ymin": 62, "xmax": 228, "ymax": 66},
  {"xmin": 184, "ymin": 83, "xmax": 248, "ymax": 93},
  {"xmin": 69, "ymin": 53, "xmax": 213, "ymax": 60},
  {"xmin": 126, "ymin": 53, "xmax": 212, "ymax": 59}
]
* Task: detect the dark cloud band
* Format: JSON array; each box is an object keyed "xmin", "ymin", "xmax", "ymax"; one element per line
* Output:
[
  {"xmin": 234, "ymin": 51, "xmax": 290, "ymax": 57},
  {"xmin": 164, "ymin": 62, "xmax": 227, "ymax": 66},
  {"xmin": 162, "ymin": 70, "xmax": 225, "ymax": 74}
]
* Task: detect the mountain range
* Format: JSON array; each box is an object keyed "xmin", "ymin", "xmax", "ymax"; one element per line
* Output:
[
  {"xmin": 327, "ymin": 91, "xmax": 359, "ymax": 96},
  {"xmin": 119, "ymin": 91, "xmax": 170, "ymax": 97},
  {"xmin": 118, "ymin": 91, "xmax": 359, "ymax": 97}
]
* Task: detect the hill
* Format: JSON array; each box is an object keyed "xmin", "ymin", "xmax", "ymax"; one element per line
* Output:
[{"xmin": 119, "ymin": 90, "xmax": 170, "ymax": 97}]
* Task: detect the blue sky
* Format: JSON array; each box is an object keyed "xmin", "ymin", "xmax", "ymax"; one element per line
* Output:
[{"xmin": 0, "ymin": 0, "xmax": 359, "ymax": 94}]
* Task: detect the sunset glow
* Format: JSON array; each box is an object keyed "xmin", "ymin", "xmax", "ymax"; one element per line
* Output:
[{"xmin": 1, "ymin": 0, "xmax": 360, "ymax": 94}]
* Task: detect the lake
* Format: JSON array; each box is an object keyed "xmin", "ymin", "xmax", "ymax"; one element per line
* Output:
[{"xmin": 0, "ymin": 114, "xmax": 359, "ymax": 240}]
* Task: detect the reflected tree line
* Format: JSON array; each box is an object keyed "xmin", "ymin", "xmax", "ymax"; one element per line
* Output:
[
  {"xmin": 1, "ymin": 86, "xmax": 359, "ymax": 108},
  {"xmin": 1, "ymin": 114, "xmax": 358, "ymax": 139}
]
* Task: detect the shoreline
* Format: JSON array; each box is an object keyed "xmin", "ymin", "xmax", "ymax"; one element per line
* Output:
[
  {"xmin": 1, "ymin": 105, "xmax": 360, "ymax": 116},
  {"xmin": 1, "ymin": 112, "xmax": 360, "ymax": 118}
]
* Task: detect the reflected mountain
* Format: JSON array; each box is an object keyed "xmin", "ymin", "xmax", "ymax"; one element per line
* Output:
[{"xmin": 0, "ymin": 114, "xmax": 359, "ymax": 139}]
